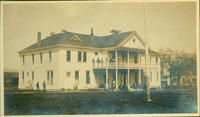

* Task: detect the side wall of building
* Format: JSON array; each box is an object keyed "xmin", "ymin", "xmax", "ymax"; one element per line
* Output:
[
  {"xmin": 58, "ymin": 48, "xmax": 108, "ymax": 89},
  {"xmin": 18, "ymin": 50, "xmax": 60, "ymax": 90}
]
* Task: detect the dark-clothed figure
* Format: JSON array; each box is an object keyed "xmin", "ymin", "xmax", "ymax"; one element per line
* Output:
[
  {"xmin": 43, "ymin": 81, "xmax": 46, "ymax": 91},
  {"xmin": 36, "ymin": 81, "xmax": 39, "ymax": 90}
]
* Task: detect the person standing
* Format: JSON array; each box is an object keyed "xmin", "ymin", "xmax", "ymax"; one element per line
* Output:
[
  {"xmin": 36, "ymin": 81, "xmax": 39, "ymax": 90},
  {"xmin": 43, "ymin": 81, "xmax": 47, "ymax": 91}
]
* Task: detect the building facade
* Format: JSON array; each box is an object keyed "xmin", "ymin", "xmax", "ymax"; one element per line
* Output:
[{"xmin": 18, "ymin": 29, "xmax": 161, "ymax": 90}]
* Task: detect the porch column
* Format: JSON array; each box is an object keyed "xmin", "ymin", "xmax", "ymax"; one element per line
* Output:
[
  {"xmin": 116, "ymin": 69, "xmax": 118, "ymax": 89},
  {"xmin": 115, "ymin": 50, "xmax": 118, "ymax": 66},
  {"xmin": 138, "ymin": 52, "xmax": 142, "ymax": 85},
  {"xmin": 139, "ymin": 69, "xmax": 141, "ymax": 85},
  {"xmin": 106, "ymin": 68, "xmax": 108, "ymax": 89},
  {"xmin": 127, "ymin": 51, "xmax": 130, "ymax": 67},
  {"xmin": 127, "ymin": 69, "xmax": 130, "ymax": 89}
]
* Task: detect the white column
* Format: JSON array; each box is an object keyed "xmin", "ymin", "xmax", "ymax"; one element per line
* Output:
[
  {"xmin": 127, "ymin": 51, "xmax": 130, "ymax": 67},
  {"xmin": 116, "ymin": 69, "xmax": 118, "ymax": 89},
  {"xmin": 115, "ymin": 50, "xmax": 118, "ymax": 66},
  {"xmin": 138, "ymin": 52, "xmax": 142, "ymax": 85},
  {"xmin": 106, "ymin": 68, "xmax": 108, "ymax": 89},
  {"xmin": 127, "ymin": 69, "xmax": 130, "ymax": 89}
]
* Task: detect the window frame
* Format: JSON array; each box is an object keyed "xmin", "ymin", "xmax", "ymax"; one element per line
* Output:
[
  {"xmin": 78, "ymin": 51, "xmax": 82, "ymax": 62},
  {"xmin": 83, "ymin": 52, "xmax": 87, "ymax": 62},
  {"xmin": 66, "ymin": 50, "xmax": 71, "ymax": 62},
  {"xmin": 40, "ymin": 53, "xmax": 43, "ymax": 63},
  {"xmin": 86, "ymin": 71, "xmax": 90, "ymax": 84},
  {"xmin": 49, "ymin": 51, "xmax": 52, "ymax": 63},
  {"xmin": 66, "ymin": 72, "xmax": 71, "ymax": 77},
  {"xmin": 32, "ymin": 71, "xmax": 34, "ymax": 79},
  {"xmin": 32, "ymin": 54, "xmax": 34, "ymax": 64},
  {"xmin": 75, "ymin": 71, "xmax": 79, "ymax": 80},
  {"xmin": 22, "ymin": 55, "xmax": 25, "ymax": 65}
]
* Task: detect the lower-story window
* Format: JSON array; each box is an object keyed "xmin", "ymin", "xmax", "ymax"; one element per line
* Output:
[
  {"xmin": 22, "ymin": 71, "xmax": 24, "ymax": 82},
  {"xmin": 150, "ymin": 72, "xmax": 152, "ymax": 81},
  {"xmin": 86, "ymin": 71, "xmax": 90, "ymax": 84},
  {"xmin": 66, "ymin": 72, "xmax": 71, "ymax": 77},
  {"xmin": 47, "ymin": 70, "xmax": 54, "ymax": 85}
]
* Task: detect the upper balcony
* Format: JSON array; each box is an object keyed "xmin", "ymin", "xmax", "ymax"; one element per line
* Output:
[{"xmin": 92, "ymin": 50, "xmax": 160, "ymax": 69}]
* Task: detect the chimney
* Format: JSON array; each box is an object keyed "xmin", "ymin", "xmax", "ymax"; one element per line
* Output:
[
  {"xmin": 38, "ymin": 32, "xmax": 41, "ymax": 42},
  {"xmin": 90, "ymin": 28, "xmax": 94, "ymax": 41},
  {"xmin": 37, "ymin": 32, "xmax": 41, "ymax": 47}
]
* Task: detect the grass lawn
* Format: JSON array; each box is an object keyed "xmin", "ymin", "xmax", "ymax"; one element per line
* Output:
[{"xmin": 4, "ymin": 89, "xmax": 197, "ymax": 115}]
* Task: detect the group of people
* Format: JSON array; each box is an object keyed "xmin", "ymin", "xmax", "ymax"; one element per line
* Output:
[
  {"xmin": 92, "ymin": 57, "xmax": 109, "ymax": 66},
  {"xmin": 36, "ymin": 81, "xmax": 47, "ymax": 91}
]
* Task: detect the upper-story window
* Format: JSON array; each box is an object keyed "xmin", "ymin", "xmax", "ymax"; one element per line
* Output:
[
  {"xmin": 32, "ymin": 54, "xmax": 34, "ymax": 64},
  {"xmin": 66, "ymin": 50, "xmax": 71, "ymax": 62},
  {"xmin": 49, "ymin": 51, "xmax": 52, "ymax": 63},
  {"xmin": 22, "ymin": 55, "xmax": 25, "ymax": 65},
  {"xmin": 156, "ymin": 57, "xmax": 158, "ymax": 64},
  {"xmin": 83, "ymin": 52, "xmax": 87, "ymax": 62},
  {"xmin": 40, "ymin": 53, "xmax": 43, "ymax": 63},
  {"xmin": 95, "ymin": 52, "xmax": 98, "ymax": 55},
  {"xmin": 78, "ymin": 51, "xmax": 82, "ymax": 62}
]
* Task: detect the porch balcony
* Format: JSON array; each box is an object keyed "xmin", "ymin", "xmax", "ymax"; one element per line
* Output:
[{"xmin": 92, "ymin": 61, "xmax": 140, "ymax": 69}]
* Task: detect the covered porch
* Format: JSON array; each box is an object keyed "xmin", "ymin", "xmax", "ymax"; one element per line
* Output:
[{"xmin": 93, "ymin": 69, "xmax": 146, "ymax": 90}]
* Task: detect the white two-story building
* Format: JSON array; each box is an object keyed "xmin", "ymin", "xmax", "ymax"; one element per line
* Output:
[{"xmin": 18, "ymin": 29, "xmax": 161, "ymax": 90}]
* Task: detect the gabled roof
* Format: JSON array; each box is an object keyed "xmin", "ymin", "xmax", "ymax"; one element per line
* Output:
[{"xmin": 19, "ymin": 30, "xmax": 150, "ymax": 54}]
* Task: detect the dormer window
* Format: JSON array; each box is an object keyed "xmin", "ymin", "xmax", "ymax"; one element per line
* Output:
[
  {"xmin": 95, "ymin": 52, "xmax": 98, "ymax": 55},
  {"xmin": 133, "ymin": 39, "xmax": 136, "ymax": 42}
]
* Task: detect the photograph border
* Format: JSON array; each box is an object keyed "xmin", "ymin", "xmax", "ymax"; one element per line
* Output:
[{"xmin": 0, "ymin": 0, "xmax": 199, "ymax": 117}]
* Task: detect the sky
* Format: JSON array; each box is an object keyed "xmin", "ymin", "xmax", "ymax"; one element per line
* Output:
[{"xmin": 3, "ymin": 1, "xmax": 197, "ymax": 71}]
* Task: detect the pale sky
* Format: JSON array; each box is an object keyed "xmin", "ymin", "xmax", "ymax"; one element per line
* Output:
[{"xmin": 3, "ymin": 2, "xmax": 196, "ymax": 71}]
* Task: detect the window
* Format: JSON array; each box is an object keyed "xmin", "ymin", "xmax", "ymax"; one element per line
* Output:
[
  {"xmin": 75, "ymin": 71, "xmax": 79, "ymax": 80},
  {"xmin": 49, "ymin": 51, "xmax": 52, "ymax": 63},
  {"xmin": 86, "ymin": 71, "xmax": 90, "ymax": 84},
  {"xmin": 157, "ymin": 72, "xmax": 158, "ymax": 81},
  {"xmin": 134, "ymin": 54, "xmax": 138, "ymax": 63},
  {"xmin": 32, "ymin": 54, "xmax": 34, "ymax": 64},
  {"xmin": 133, "ymin": 39, "xmax": 136, "ymax": 42},
  {"xmin": 47, "ymin": 71, "xmax": 50, "ymax": 84},
  {"xmin": 78, "ymin": 51, "xmax": 82, "ymax": 62},
  {"xmin": 27, "ymin": 72, "xmax": 29, "ymax": 77},
  {"xmin": 32, "ymin": 71, "xmax": 34, "ymax": 80},
  {"xmin": 47, "ymin": 71, "xmax": 53, "ymax": 85},
  {"xmin": 22, "ymin": 55, "xmax": 25, "ymax": 65},
  {"xmin": 150, "ymin": 72, "xmax": 152, "ymax": 81},
  {"xmin": 40, "ymin": 53, "xmax": 43, "ymax": 63},
  {"xmin": 51, "ymin": 71, "xmax": 53, "ymax": 85},
  {"xmin": 22, "ymin": 71, "xmax": 24, "ymax": 80},
  {"xmin": 83, "ymin": 52, "xmax": 87, "ymax": 62},
  {"xmin": 95, "ymin": 52, "xmax": 98, "ymax": 55},
  {"xmin": 66, "ymin": 72, "xmax": 71, "ymax": 77},
  {"xmin": 156, "ymin": 57, "xmax": 158, "ymax": 64},
  {"xmin": 66, "ymin": 50, "xmax": 71, "ymax": 62}
]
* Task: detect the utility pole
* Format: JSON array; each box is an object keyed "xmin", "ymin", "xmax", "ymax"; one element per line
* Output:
[{"xmin": 144, "ymin": 0, "xmax": 152, "ymax": 102}]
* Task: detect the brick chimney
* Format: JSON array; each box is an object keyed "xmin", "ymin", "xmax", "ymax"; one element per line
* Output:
[
  {"xmin": 37, "ymin": 32, "xmax": 41, "ymax": 47},
  {"xmin": 90, "ymin": 28, "xmax": 94, "ymax": 41}
]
